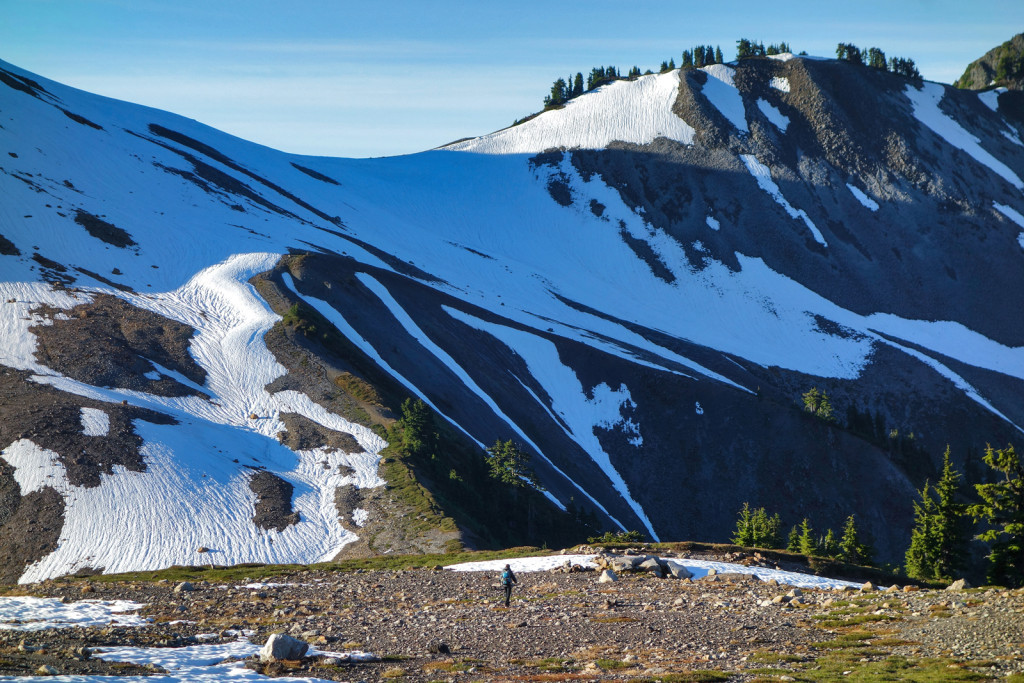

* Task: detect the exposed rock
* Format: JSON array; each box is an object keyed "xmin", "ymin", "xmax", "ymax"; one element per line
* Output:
[
  {"xmin": 260, "ymin": 633, "xmax": 309, "ymax": 662},
  {"xmin": 598, "ymin": 569, "xmax": 618, "ymax": 583}
]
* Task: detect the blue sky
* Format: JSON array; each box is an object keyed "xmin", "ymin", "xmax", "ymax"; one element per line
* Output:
[{"xmin": 3, "ymin": 1, "xmax": 1022, "ymax": 157}]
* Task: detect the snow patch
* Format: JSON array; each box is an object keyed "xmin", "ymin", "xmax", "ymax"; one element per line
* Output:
[
  {"xmin": 80, "ymin": 407, "xmax": 110, "ymax": 436},
  {"xmin": 906, "ymin": 82, "xmax": 1023, "ymax": 190},
  {"xmin": 770, "ymin": 76, "xmax": 791, "ymax": 92},
  {"xmin": 705, "ymin": 215, "xmax": 720, "ymax": 231},
  {"xmin": 701, "ymin": 64, "xmax": 747, "ymax": 133},
  {"xmin": 351, "ymin": 508, "xmax": 369, "ymax": 527},
  {"xmin": 847, "ymin": 183, "xmax": 880, "ymax": 211},
  {"xmin": 978, "ymin": 88, "xmax": 1004, "ymax": 112},
  {"xmin": 695, "ymin": 402, "xmax": 704, "ymax": 415},
  {"xmin": 0, "ymin": 596, "xmax": 147, "ymax": 631},
  {"xmin": 768, "ymin": 53, "xmax": 795, "ymax": 63},
  {"xmin": 756, "ymin": 98, "xmax": 789, "ymax": 131},
  {"xmin": 740, "ymin": 154, "xmax": 827, "ymax": 246}
]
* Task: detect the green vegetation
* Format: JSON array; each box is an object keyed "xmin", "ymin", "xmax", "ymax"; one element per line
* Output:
[
  {"xmin": 802, "ymin": 386, "xmax": 836, "ymax": 422},
  {"xmin": 628, "ymin": 672, "xmax": 730, "ymax": 683},
  {"xmin": 731, "ymin": 503, "xmax": 782, "ymax": 548},
  {"xmin": 836, "ymin": 42, "xmax": 921, "ymax": 79},
  {"xmin": 588, "ymin": 529, "xmax": 646, "ymax": 544},
  {"xmin": 383, "ymin": 399, "xmax": 593, "ymax": 550},
  {"xmin": 956, "ymin": 35, "xmax": 1024, "ymax": 89},
  {"xmin": 969, "ymin": 444, "xmax": 1024, "ymax": 587},
  {"xmin": 905, "ymin": 447, "xmax": 970, "ymax": 582},
  {"xmin": 736, "ymin": 39, "xmax": 791, "ymax": 59}
]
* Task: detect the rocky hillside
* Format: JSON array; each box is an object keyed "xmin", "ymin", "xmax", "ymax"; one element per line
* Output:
[
  {"xmin": 1, "ymin": 52, "xmax": 1023, "ymax": 581},
  {"xmin": 955, "ymin": 33, "xmax": 1024, "ymax": 90}
]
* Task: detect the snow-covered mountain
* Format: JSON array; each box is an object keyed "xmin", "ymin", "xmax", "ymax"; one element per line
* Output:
[{"xmin": 2, "ymin": 54, "xmax": 1023, "ymax": 582}]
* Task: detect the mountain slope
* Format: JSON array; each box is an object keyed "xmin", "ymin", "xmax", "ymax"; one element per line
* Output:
[{"xmin": 1, "ymin": 54, "xmax": 1023, "ymax": 581}]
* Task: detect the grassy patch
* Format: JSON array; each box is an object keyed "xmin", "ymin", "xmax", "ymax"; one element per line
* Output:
[
  {"xmin": 62, "ymin": 547, "xmax": 553, "ymax": 584},
  {"xmin": 595, "ymin": 658, "xmax": 630, "ymax": 669},
  {"xmin": 591, "ymin": 615, "xmax": 639, "ymax": 623},
  {"xmin": 628, "ymin": 671, "xmax": 731, "ymax": 682},
  {"xmin": 747, "ymin": 651, "xmax": 804, "ymax": 663}
]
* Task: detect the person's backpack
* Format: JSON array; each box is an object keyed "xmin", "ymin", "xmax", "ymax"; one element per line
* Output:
[{"xmin": 500, "ymin": 569, "xmax": 512, "ymax": 586}]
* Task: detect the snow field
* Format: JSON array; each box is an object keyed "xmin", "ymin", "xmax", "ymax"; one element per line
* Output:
[
  {"xmin": 2, "ymin": 254, "xmax": 387, "ymax": 582},
  {"xmin": 444, "ymin": 70, "xmax": 695, "ymax": 154}
]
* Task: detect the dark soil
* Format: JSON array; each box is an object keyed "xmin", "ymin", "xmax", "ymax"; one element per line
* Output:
[
  {"xmin": 31, "ymin": 293, "xmax": 207, "ymax": 398},
  {"xmin": 249, "ymin": 470, "xmax": 300, "ymax": 532}
]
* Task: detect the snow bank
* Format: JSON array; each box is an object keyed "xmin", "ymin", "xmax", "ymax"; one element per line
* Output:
[
  {"xmin": 757, "ymin": 98, "xmax": 789, "ymax": 131},
  {"xmin": 445, "ymin": 71, "xmax": 694, "ymax": 154},
  {"xmin": 445, "ymin": 554, "xmax": 864, "ymax": 590}
]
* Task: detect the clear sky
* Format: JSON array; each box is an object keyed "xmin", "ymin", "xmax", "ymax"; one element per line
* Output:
[{"xmin": 3, "ymin": 1, "xmax": 1022, "ymax": 158}]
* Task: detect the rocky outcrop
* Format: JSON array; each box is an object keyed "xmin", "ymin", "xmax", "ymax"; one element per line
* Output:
[{"xmin": 955, "ymin": 33, "xmax": 1024, "ymax": 90}]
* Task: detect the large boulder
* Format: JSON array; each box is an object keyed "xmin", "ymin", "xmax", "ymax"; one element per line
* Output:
[
  {"xmin": 663, "ymin": 560, "xmax": 693, "ymax": 580},
  {"xmin": 260, "ymin": 633, "xmax": 309, "ymax": 662}
]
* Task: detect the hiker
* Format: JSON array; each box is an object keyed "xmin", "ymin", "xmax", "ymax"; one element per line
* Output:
[{"xmin": 499, "ymin": 563, "xmax": 518, "ymax": 607}]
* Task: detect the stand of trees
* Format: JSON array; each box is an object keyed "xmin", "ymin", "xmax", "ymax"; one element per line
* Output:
[
  {"xmin": 836, "ymin": 43, "xmax": 921, "ymax": 80},
  {"xmin": 732, "ymin": 442, "xmax": 1024, "ymax": 587}
]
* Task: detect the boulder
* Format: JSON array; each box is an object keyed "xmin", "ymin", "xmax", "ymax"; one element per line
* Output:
[
  {"xmin": 260, "ymin": 633, "xmax": 309, "ymax": 662},
  {"xmin": 860, "ymin": 581, "xmax": 876, "ymax": 592},
  {"xmin": 598, "ymin": 569, "xmax": 618, "ymax": 583},
  {"xmin": 663, "ymin": 560, "xmax": 693, "ymax": 580},
  {"xmin": 173, "ymin": 581, "xmax": 195, "ymax": 593},
  {"xmin": 946, "ymin": 578, "xmax": 970, "ymax": 591}
]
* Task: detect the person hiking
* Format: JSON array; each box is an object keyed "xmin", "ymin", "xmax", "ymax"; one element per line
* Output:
[{"xmin": 499, "ymin": 563, "xmax": 518, "ymax": 607}]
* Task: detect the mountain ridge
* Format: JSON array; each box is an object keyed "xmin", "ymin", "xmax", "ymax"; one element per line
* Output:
[{"xmin": 1, "ymin": 52, "xmax": 1022, "ymax": 581}]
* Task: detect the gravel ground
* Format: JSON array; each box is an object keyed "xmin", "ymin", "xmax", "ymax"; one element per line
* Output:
[{"xmin": 2, "ymin": 556, "xmax": 1022, "ymax": 682}]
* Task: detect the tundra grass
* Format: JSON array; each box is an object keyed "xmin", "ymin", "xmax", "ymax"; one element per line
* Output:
[{"xmin": 60, "ymin": 546, "xmax": 553, "ymax": 584}]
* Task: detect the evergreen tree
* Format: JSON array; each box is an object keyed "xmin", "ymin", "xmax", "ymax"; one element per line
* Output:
[
  {"xmin": 732, "ymin": 503, "xmax": 783, "ymax": 548},
  {"xmin": 659, "ymin": 60, "xmax": 670, "ymax": 73},
  {"xmin": 839, "ymin": 514, "xmax": 870, "ymax": 565},
  {"xmin": 681, "ymin": 50, "xmax": 693, "ymax": 68},
  {"xmin": 821, "ymin": 529, "xmax": 838, "ymax": 557},
  {"xmin": 736, "ymin": 38, "xmax": 754, "ymax": 60},
  {"xmin": 714, "ymin": 46, "xmax": 724, "ymax": 64},
  {"xmin": 487, "ymin": 439, "xmax": 538, "ymax": 488},
  {"xmin": 868, "ymin": 47, "xmax": 888, "ymax": 70},
  {"xmin": 802, "ymin": 387, "xmax": 836, "ymax": 422},
  {"xmin": 787, "ymin": 524, "xmax": 800, "ymax": 552},
  {"xmin": 798, "ymin": 518, "xmax": 817, "ymax": 556},
  {"xmin": 732, "ymin": 502, "xmax": 755, "ymax": 546},
  {"xmin": 905, "ymin": 448, "xmax": 970, "ymax": 581},
  {"xmin": 545, "ymin": 78, "xmax": 568, "ymax": 107},
  {"xmin": 695, "ymin": 45, "xmax": 706, "ymax": 67},
  {"xmin": 572, "ymin": 72, "xmax": 584, "ymax": 97},
  {"xmin": 969, "ymin": 444, "xmax": 1024, "ymax": 587}
]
